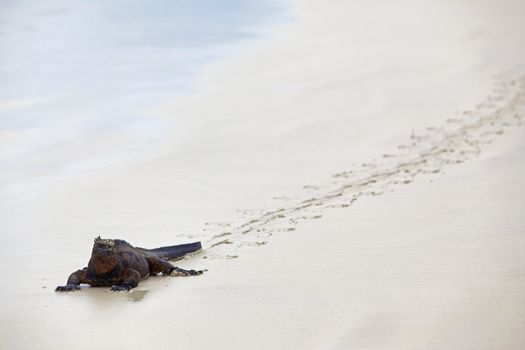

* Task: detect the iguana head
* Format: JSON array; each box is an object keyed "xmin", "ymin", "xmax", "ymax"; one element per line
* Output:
[
  {"xmin": 92, "ymin": 236, "xmax": 116, "ymax": 256},
  {"xmin": 94, "ymin": 235, "xmax": 115, "ymax": 246},
  {"xmin": 90, "ymin": 236, "xmax": 118, "ymax": 273}
]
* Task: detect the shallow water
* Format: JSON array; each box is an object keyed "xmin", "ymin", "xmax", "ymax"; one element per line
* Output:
[{"xmin": 0, "ymin": 0, "xmax": 286, "ymax": 185}]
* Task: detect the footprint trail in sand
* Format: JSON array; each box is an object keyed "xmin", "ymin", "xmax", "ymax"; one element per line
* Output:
[{"xmin": 201, "ymin": 74, "xmax": 525, "ymax": 259}]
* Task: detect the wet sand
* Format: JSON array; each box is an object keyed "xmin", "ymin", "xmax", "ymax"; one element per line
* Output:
[
  {"xmin": 1, "ymin": 124, "xmax": 524, "ymax": 350},
  {"xmin": 1, "ymin": 0, "xmax": 525, "ymax": 349}
]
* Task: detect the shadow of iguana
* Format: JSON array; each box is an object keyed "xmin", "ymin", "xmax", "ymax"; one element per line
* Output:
[{"xmin": 56, "ymin": 236, "xmax": 203, "ymax": 292}]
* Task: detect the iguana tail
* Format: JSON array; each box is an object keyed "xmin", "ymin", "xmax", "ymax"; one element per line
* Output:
[{"xmin": 139, "ymin": 242, "xmax": 202, "ymax": 261}]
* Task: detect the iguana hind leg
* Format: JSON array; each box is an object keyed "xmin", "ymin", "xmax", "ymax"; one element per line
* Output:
[
  {"xmin": 146, "ymin": 256, "xmax": 203, "ymax": 276},
  {"xmin": 56, "ymin": 268, "xmax": 89, "ymax": 292},
  {"xmin": 170, "ymin": 266, "xmax": 204, "ymax": 276}
]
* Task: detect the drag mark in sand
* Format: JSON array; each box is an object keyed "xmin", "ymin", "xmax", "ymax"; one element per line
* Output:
[{"xmin": 203, "ymin": 74, "xmax": 525, "ymax": 258}]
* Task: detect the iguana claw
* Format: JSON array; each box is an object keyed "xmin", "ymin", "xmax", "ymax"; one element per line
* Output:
[
  {"xmin": 110, "ymin": 284, "xmax": 132, "ymax": 292},
  {"xmin": 55, "ymin": 284, "xmax": 80, "ymax": 292}
]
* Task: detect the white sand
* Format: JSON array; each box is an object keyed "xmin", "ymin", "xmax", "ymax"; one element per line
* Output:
[{"xmin": 1, "ymin": 0, "xmax": 525, "ymax": 349}]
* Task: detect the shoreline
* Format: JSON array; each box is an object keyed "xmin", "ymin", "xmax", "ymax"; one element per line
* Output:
[{"xmin": 2, "ymin": 1, "xmax": 525, "ymax": 349}]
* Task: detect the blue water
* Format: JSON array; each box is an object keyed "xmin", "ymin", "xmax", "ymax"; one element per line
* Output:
[{"xmin": 0, "ymin": 0, "xmax": 286, "ymax": 183}]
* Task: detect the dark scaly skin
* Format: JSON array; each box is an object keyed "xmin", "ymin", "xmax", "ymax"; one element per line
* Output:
[{"xmin": 56, "ymin": 237, "xmax": 203, "ymax": 292}]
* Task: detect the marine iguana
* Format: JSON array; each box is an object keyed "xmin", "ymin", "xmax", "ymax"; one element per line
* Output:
[{"xmin": 56, "ymin": 236, "xmax": 203, "ymax": 292}]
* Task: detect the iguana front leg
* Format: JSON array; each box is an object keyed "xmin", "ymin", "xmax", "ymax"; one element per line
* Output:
[
  {"xmin": 110, "ymin": 268, "xmax": 142, "ymax": 291},
  {"xmin": 56, "ymin": 268, "xmax": 89, "ymax": 292}
]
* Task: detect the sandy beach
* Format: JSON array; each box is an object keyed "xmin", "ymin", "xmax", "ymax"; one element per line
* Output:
[{"xmin": 1, "ymin": 0, "xmax": 525, "ymax": 349}]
